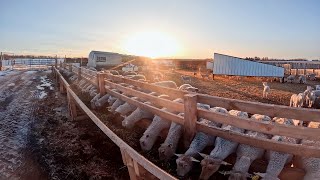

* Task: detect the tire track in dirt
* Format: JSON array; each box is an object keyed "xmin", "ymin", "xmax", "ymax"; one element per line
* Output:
[{"xmin": 0, "ymin": 71, "xmax": 49, "ymax": 179}]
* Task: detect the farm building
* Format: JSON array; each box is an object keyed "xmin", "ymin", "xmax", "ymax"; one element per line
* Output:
[
  {"xmin": 212, "ymin": 53, "xmax": 284, "ymax": 77},
  {"xmin": 87, "ymin": 51, "xmax": 123, "ymax": 68}
]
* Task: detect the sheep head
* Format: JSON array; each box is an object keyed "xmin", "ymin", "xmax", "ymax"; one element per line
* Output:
[
  {"xmin": 158, "ymin": 143, "xmax": 174, "ymax": 161},
  {"xmin": 199, "ymin": 154, "xmax": 231, "ymax": 180},
  {"xmin": 262, "ymin": 82, "xmax": 268, "ymax": 86},
  {"xmin": 139, "ymin": 133, "xmax": 157, "ymax": 151},
  {"xmin": 175, "ymin": 154, "xmax": 199, "ymax": 177}
]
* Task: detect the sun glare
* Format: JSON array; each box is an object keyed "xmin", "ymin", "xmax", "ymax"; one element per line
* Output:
[{"xmin": 124, "ymin": 32, "xmax": 180, "ymax": 58}]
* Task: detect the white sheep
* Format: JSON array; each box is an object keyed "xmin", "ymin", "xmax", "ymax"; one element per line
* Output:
[
  {"xmin": 121, "ymin": 102, "xmax": 154, "ymax": 128},
  {"xmin": 90, "ymin": 93, "xmax": 101, "ymax": 109},
  {"xmin": 158, "ymin": 113, "xmax": 184, "ymax": 161},
  {"xmin": 115, "ymin": 97, "xmax": 142, "ymax": 116},
  {"xmin": 262, "ymin": 82, "xmax": 270, "ymax": 98},
  {"xmin": 254, "ymin": 117, "xmax": 297, "ymax": 180},
  {"xmin": 287, "ymin": 75, "xmax": 296, "ymax": 83},
  {"xmin": 110, "ymin": 98, "xmax": 126, "ymax": 112},
  {"xmin": 181, "ymin": 75, "xmax": 192, "ymax": 83},
  {"xmin": 175, "ymin": 107, "xmax": 228, "ymax": 177},
  {"xmin": 139, "ymin": 98, "xmax": 183, "ymax": 151},
  {"xmin": 128, "ymin": 74, "xmax": 146, "ymax": 81},
  {"xmin": 300, "ymin": 140, "xmax": 320, "ymax": 180},
  {"xmin": 227, "ymin": 114, "xmax": 272, "ymax": 180},
  {"xmin": 179, "ymin": 84, "xmax": 199, "ymax": 92},
  {"xmin": 298, "ymin": 75, "xmax": 307, "ymax": 84},
  {"xmin": 151, "ymin": 80, "xmax": 178, "ymax": 89},
  {"xmin": 290, "ymin": 93, "xmax": 305, "ymax": 107},
  {"xmin": 199, "ymin": 110, "xmax": 248, "ymax": 180},
  {"xmin": 94, "ymin": 94, "xmax": 111, "ymax": 109}
]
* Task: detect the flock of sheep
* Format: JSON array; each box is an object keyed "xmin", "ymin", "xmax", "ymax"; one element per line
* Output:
[{"xmin": 59, "ymin": 68, "xmax": 319, "ymax": 180}]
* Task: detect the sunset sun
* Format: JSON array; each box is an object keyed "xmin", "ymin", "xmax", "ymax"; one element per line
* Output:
[{"xmin": 124, "ymin": 31, "xmax": 180, "ymax": 58}]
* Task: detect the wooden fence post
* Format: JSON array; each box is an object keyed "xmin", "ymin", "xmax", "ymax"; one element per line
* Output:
[
  {"xmin": 183, "ymin": 94, "xmax": 198, "ymax": 148},
  {"xmin": 59, "ymin": 77, "xmax": 66, "ymax": 94},
  {"xmin": 69, "ymin": 64, "xmax": 72, "ymax": 72},
  {"xmin": 67, "ymin": 89, "xmax": 78, "ymax": 120},
  {"xmin": 78, "ymin": 67, "xmax": 82, "ymax": 81},
  {"xmin": 98, "ymin": 73, "xmax": 106, "ymax": 96}
]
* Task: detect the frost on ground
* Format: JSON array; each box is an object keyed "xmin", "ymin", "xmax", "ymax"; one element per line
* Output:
[
  {"xmin": 0, "ymin": 70, "xmax": 49, "ymax": 179},
  {"xmin": 0, "ymin": 69, "xmax": 129, "ymax": 180}
]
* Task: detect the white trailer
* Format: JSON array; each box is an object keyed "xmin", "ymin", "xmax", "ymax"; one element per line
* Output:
[
  {"xmin": 212, "ymin": 53, "xmax": 284, "ymax": 77},
  {"xmin": 87, "ymin": 51, "xmax": 122, "ymax": 68}
]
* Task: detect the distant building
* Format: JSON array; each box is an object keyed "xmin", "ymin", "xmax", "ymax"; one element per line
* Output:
[
  {"xmin": 212, "ymin": 53, "xmax": 284, "ymax": 77},
  {"xmin": 87, "ymin": 51, "xmax": 123, "ymax": 68}
]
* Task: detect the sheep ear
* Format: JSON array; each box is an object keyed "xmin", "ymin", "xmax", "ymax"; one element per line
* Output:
[
  {"xmin": 190, "ymin": 157, "xmax": 200, "ymax": 162},
  {"xmin": 175, "ymin": 154, "xmax": 183, "ymax": 157},
  {"xmin": 198, "ymin": 152, "xmax": 208, "ymax": 158},
  {"xmin": 221, "ymin": 161, "xmax": 232, "ymax": 166}
]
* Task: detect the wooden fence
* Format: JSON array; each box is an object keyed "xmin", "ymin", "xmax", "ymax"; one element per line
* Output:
[{"xmin": 55, "ymin": 63, "xmax": 320, "ymax": 180}]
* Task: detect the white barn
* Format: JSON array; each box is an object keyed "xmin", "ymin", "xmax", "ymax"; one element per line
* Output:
[
  {"xmin": 87, "ymin": 51, "xmax": 123, "ymax": 68},
  {"xmin": 212, "ymin": 53, "xmax": 284, "ymax": 77}
]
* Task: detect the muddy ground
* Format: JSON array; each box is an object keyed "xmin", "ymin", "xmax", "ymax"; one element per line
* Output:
[{"xmin": 0, "ymin": 70, "xmax": 129, "ymax": 180}]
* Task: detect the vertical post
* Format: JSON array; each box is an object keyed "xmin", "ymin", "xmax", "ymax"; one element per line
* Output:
[
  {"xmin": 59, "ymin": 78, "xmax": 65, "ymax": 93},
  {"xmin": 55, "ymin": 55, "xmax": 57, "ymax": 68},
  {"xmin": 78, "ymin": 67, "xmax": 82, "ymax": 81},
  {"xmin": 183, "ymin": 94, "xmax": 198, "ymax": 148},
  {"xmin": 98, "ymin": 73, "xmax": 106, "ymax": 96},
  {"xmin": 0, "ymin": 52, "xmax": 2, "ymax": 71},
  {"xmin": 69, "ymin": 64, "xmax": 72, "ymax": 72},
  {"xmin": 67, "ymin": 89, "xmax": 78, "ymax": 120}
]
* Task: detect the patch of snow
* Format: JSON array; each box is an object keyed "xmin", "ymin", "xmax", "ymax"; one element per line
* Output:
[
  {"xmin": 7, "ymin": 83, "xmax": 15, "ymax": 87},
  {"xmin": 36, "ymin": 85, "xmax": 44, "ymax": 90}
]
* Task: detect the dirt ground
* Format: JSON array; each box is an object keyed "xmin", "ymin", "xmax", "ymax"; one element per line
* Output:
[
  {"xmin": 0, "ymin": 70, "xmax": 129, "ymax": 180},
  {"xmin": 164, "ymin": 69, "xmax": 320, "ymax": 107}
]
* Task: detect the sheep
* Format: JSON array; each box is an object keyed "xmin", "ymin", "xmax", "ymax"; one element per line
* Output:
[
  {"xmin": 262, "ymin": 82, "xmax": 270, "ymax": 98},
  {"xmin": 286, "ymin": 75, "xmax": 296, "ymax": 83},
  {"xmin": 151, "ymin": 80, "xmax": 178, "ymax": 89},
  {"xmin": 227, "ymin": 114, "xmax": 272, "ymax": 180},
  {"xmin": 298, "ymin": 75, "xmax": 307, "ymax": 84},
  {"xmin": 308, "ymin": 74, "xmax": 316, "ymax": 81},
  {"xmin": 199, "ymin": 110, "xmax": 248, "ymax": 180},
  {"xmin": 121, "ymin": 95, "xmax": 170, "ymax": 128},
  {"xmin": 316, "ymin": 85, "xmax": 320, "ymax": 90},
  {"xmin": 94, "ymin": 94, "xmax": 111, "ymax": 109},
  {"xmin": 254, "ymin": 118, "xmax": 297, "ymax": 180},
  {"xmin": 306, "ymin": 91, "xmax": 316, "ymax": 108},
  {"xmin": 90, "ymin": 93, "xmax": 101, "ymax": 109},
  {"xmin": 158, "ymin": 103, "xmax": 210, "ymax": 162},
  {"xmin": 300, "ymin": 140, "xmax": 320, "ymax": 180},
  {"xmin": 179, "ymin": 84, "xmax": 193, "ymax": 91},
  {"xmin": 139, "ymin": 98, "xmax": 183, "ymax": 151},
  {"xmin": 175, "ymin": 107, "xmax": 228, "ymax": 177},
  {"xmin": 123, "ymin": 71, "xmax": 137, "ymax": 76},
  {"xmin": 179, "ymin": 84, "xmax": 199, "ymax": 92},
  {"xmin": 121, "ymin": 102, "xmax": 154, "ymax": 128},
  {"xmin": 158, "ymin": 113, "xmax": 184, "ymax": 161},
  {"xmin": 289, "ymin": 93, "xmax": 305, "ymax": 107},
  {"xmin": 128, "ymin": 74, "xmax": 146, "ymax": 81},
  {"xmin": 110, "ymin": 98, "xmax": 126, "ymax": 112},
  {"xmin": 181, "ymin": 75, "xmax": 192, "ymax": 83}
]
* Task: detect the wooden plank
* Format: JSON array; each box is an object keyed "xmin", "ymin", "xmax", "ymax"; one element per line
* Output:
[
  {"xmin": 183, "ymin": 94, "xmax": 198, "ymax": 148},
  {"xmin": 198, "ymin": 94, "xmax": 320, "ymax": 122},
  {"xmin": 98, "ymin": 73, "xmax": 106, "ymax": 95},
  {"xmin": 198, "ymin": 109, "xmax": 320, "ymax": 141},
  {"xmin": 105, "ymin": 88, "xmax": 184, "ymax": 125},
  {"xmin": 106, "ymin": 74, "xmax": 186, "ymax": 99},
  {"xmin": 66, "ymin": 87, "xmax": 177, "ymax": 180},
  {"xmin": 196, "ymin": 122, "xmax": 320, "ymax": 157},
  {"xmin": 105, "ymin": 80, "xmax": 184, "ymax": 112}
]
